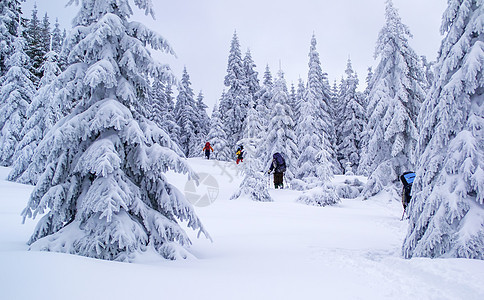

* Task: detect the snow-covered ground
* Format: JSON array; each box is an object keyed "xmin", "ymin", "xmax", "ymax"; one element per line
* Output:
[{"xmin": 0, "ymin": 158, "xmax": 483, "ymax": 300}]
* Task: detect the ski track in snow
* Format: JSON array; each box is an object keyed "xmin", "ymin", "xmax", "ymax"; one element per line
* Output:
[{"xmin": 0, "ymin": 159, "xmax": 483, "ymax": 300}]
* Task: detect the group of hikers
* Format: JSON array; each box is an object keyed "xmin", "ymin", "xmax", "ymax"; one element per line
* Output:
[
  {"xmin": 202, "ymin": 141, "xmax": 414, "ymax": 215},
  {"xmin": 202, "ymin": 142, "xmax": 287, "ymax": 189}
]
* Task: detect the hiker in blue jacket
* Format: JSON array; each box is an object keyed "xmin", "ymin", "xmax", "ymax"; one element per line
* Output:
[{"xmin": 268, "ymin": 152, "xmax": 286, "ymax": 189}]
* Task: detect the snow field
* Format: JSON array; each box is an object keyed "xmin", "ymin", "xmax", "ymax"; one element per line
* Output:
[{"xmin": 0, "ymin": 159, "xmax": 483, "ymax": 300}]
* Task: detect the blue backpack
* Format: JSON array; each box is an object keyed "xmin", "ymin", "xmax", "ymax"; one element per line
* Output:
[{"xmin": 401, "ymin": 172, "xmax": 415, "ymax": 187}]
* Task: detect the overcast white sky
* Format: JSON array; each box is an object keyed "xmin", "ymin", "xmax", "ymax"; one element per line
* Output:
[{"xmin": 23, "ymin": 0, "xmax": 447, "ymax": 110}]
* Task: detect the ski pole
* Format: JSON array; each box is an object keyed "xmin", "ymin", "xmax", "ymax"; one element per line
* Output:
[{"xmin": 400, "ymin": 210, "xmax": 406, "ymax": 221}]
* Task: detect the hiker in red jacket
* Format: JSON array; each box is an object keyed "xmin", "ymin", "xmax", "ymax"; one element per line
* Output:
[{"xmin": 203, "ymin": 142, "xmax": 214, "ymax": 159}]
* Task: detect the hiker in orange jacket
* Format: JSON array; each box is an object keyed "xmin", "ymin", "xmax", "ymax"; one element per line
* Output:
[{"xmin": 203, "ymin": 142, "xmax": 214, "ymax": 159}]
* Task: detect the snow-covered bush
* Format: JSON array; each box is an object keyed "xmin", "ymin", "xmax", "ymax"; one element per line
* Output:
[
  {"xmin": 333, "ymin": 178, "xmax": 364, "ymax": 199},
  {"xmin": 296, "ymin": 185, "xmax": 340, "ymax": 207}
]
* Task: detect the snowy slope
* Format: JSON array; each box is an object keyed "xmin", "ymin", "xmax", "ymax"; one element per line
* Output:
[{"xmin": 0, "ymin": 159, "xmax": 483, "ymax": 300}]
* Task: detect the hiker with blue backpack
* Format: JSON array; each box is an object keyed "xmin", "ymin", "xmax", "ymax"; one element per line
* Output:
[
  {"xmin": 268, "ymin": 153, "xmax": 286, "ymax": 189},
  {"xmin": 400, "ymin": 171, "xmax": 415, "ymax": 220}
]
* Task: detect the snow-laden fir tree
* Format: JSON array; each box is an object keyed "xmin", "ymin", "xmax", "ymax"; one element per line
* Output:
[
  {"xmin": 40, "ymin": 13, "xmax": 50, "ymax": 56},
  {"xmin": 51, "ymin": 18, "xmax": 63, "ymax": 54},
  {"xmin": 243, "ymin": 49, "xmax": 260, "ymax": 104},
  {"xmin": 296, "ymin": 63, "xmax": 340, "ymax": 205},
  {"xmin": 262, "ymin": 69, "xmax": 298, "ymax": 182},
  {"xmin": 148, "ymin": 77, "xmax": 163, "ymax": 121},
  {"xmin": 295, "ymin": 99, "xmax": 334, "ymax": 189},
  {"xmin": 51, "ymin": 18, "xmax": 68, "ymax": 71},
  {"xmin": 294, "ymin": 77, "xmax": 306, "ymax": 122},
  {"xmin": 332, "ymin": 77, "xmax": 345, "ymax": 141},
  {"xmin": 0, "ymin": 0, "xmax": 22, "ymax": 77},
  {"xmin": 164, "ymin": 83, "xmax": 179, "ymax": 144},
  {"xmin": 196, "ymin": 90, "xmax": 210, "ymax": 138},
  {"xmin": 362, "ymin": 67, "xmax": 373, "ymax": 109},
  {"xmin": 296, "ymin": 71, "xmax": 340, "ymax": 205},
  {"xmin": 206, "ymin": 100, "xmax": 231, "ymax": 161},
  {"xmin": 8, "ymin": 51, "xmax": 61, "ymax": 184},
  {"xmin": 174, "ymin": 67, "xmax": 201, "ymax": 158},
  {"xmin": 150, "ymin": 77, "xmax": 180, "ymax": 147},
  {"xmin": 357, "ymin": 67, "xmax": 374, "ymax": 174},
  {"xmin": 231, "ymin": 100, "xmax": 272, "ymax": 202},
  {"xmin": 254, "ymin": 64, "xmax": 273, "ymax": 130},
  {"xmin": 304, "ymin": 34, "xmax": 340, "ymax": 175},
  {"xmin": 24, "ymin": 4, "xmax": 46, "ymax": 84},
  {"xmin": 331, "ymin": 79, "xmax": 339, "ymax": 104},
  {"xmin": 359, "ymin": 0, "xmax": 426, "ymax": 198},
  {"xmin": 336, "ymin": 59, "xmax": 366, "ymax": 174},
  {"xmin": 21, "ymin": 0, "xmax": 209, "ymax": 261},
  {"xmin": 290, "ymin": 83, "xmax": 296, "ymax": 104},
  {"xmin": 420, "ymin": 55, "xmax": 435, "ymax": 91},
  {"xmin": 403, "ymin": 0, "xmax": 483, "ymax": 260},
  {"xmin": 221, "ymin": 31, "xmax": 251, "ymax": 149},
  {"xmin": 0, "ymin": 24, "xmax": 35, "ymax": 167},
  {"xmin": 288, "ymin": 82, "xmax": 298, "ymax": 117},
  {"xmin": 296, "ymin": 74, "xmax": 333, "ymax": 188}
]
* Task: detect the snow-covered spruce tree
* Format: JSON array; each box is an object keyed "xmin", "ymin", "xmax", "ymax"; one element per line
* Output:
[
  {"xmin": 296, "ymin": 86, "xmax": 334, "ymax": 188},
  {"xmin": 0, "ymin": 0, "xmax": 22, "ymax": 77},
  {"xmin": 221, "ymin": 32, "xmax": 251, "ymax": 149},
  {"xmin": 52, "ymin": 18, "xmax": 68, "ymax": 71},
  {"xmin": 420, "ymin": 55, "xmax": 435, "ymax": 91},
  {"xmin": 164, "ymin": 83, "xmax": 180, "ymax": 145},
  {"xmin": 303, "ymin": 34, "xmax": 340, "ymax": 175},
  {"xmin": 150, "ymin": 77, "xmax": 180, "ymax": 147},
  {"xmin": 8, "ymin": 51, "xmax": 61, "ymax": 184},
  {"xmin": 149, "ymin": 76, "xmax": 162, "ymax": 121},
  {"xmin": 21, "ymin": 0, "xmax": 209, "ymax": 261},
  {"xmin": 362, "ymin": 67, "xmax": 373, "ymax": 109},
  {"xmin": 254, "ymin": 64, "xmax": 273, "ymax": 131},
  {"xmin": 206, "ymin": 100, "xmax": 231, "ymax": 161},
  {"xmin": 263, "ymin": 64, "xmax": 273, "ymax": 87},
  {"xmin": 288, "ymin": 82, "xmax": 300, "ymax": 120},
  {"xmin": 174, "ymin": 67, "xmax": 200, "ymax": 158},
  {"xmin": 295, "ymin": 60, "xmax": 334, "ymax": 188},
  {"xmin": 336, "ymin": 59, "xmax": 366, "ymax": 174},
  {"xmin": 262, "ymin": 69, "xmax": 298, "ymax": 182},
  {"xmin": 24, "ymin": 4, "xmax": 45, "ymax": 84},
  {"xmin": 51, "ymin": 18, "xmax": 63, "ymax": 54},
  {"xmin": 294, "ymin": 78, "xmax": 306, "ymax": 122},
  {"xmin": 231, "ymin": 101, "xmax": 272, "ymax": 202},
  {"xmin": 196, "ymin": 90, "xmax": 210, "ymax": 138},
  {"xmin": 0, "ymin": 25, "xmax": 35, "ymax": 167},
  {"xmin": 40, "ymin": 13, "xmax": 51, "ymax": 56},
  {"xmin": 243, "ymin": 49, "xmax": 260, "ymax": 104},
  {"xmin": 359, "ymin": 0, "xmax": 426, "ymax": 198},
  {"xmin": 357, "ymin": 67, "xmax": 374, "ymax": 176},
  {"xmin": 403, "ymin": 0, "xmax": 483, "ymax": 260}
]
